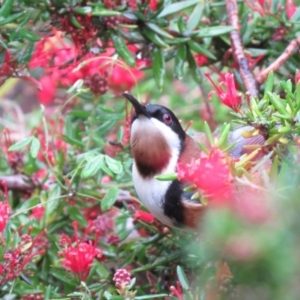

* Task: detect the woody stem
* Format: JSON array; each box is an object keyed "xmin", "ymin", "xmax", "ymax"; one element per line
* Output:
[{"xmin": 225, "ymin": 0, "xmax": 258, "ymax": 97}]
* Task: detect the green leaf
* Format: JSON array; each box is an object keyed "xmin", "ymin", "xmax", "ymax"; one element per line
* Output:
[
  {"xmin": 111, "ymin": 32, "xmax": 136, "ymax": 67},
  {"xmin": 74, "ymin": 6, "xmax": 92, "ymax": 14},
  {"xmin": 68, "ymin": 206, "xmax": 88, "ymax": 226},
  {"xmin": 30, "ymin": 137, "xmax": 41, "ymax": 158},
  {"xmin": 188, "ymin": 40, "xmax": 216, "ymax": 60},
  {"xmin": 51, "ymin": 268, "xmax": 77, "ymax": 287},
  {"xmin": 186, "ymin": 47, "xmax": 202, "ymax": 83},
  {"xmin": 105, "ymin": 155, "xmax": 123, "ymax": 174},
  {"xmin": 143, "ymin": 28, "xmax": 169, "ymax": 47},
  {"xmin": 8, "ymin": 136, "xmax": 33, "ymax": 151},
  {"xmin": 152, "ymin": 47, "xmax": 165, "ymax": 90},
  {"xmin": 18, "ymin": 29, "xmax": 40, "ymax": 41},
  {"xmin": 155, "ymin": 173, "xmax": 178, "ymax": 181},
  {"xmin": 174, "ymin": 44, "xmax": 186, "ymax": 79},
  {"xmin": 217, "ymin": 123, "xmax": 231, "ymax": 149},
  {"xmin": 95, "ymin": 120, "xmax": 116, "ymax": 136},
  {"xmin": 70, "ymin": 14, "xmax": 84, "ymax": 29},
  {"xmin": 193, "ymin": 26, "xmax": 235, "ymax": 38},
  {"xmin": 91, "ymin": 9, "xmax": 120, "ymax": 16},
  {"xmin": 264, "ymin": 71, "xmax": 274, "ymax": 95},
  {"xmin": 0, "ymin": 38, "xmax": 7, "ymax": 49},
  {"xmin": 0, "ymin": 0, "xmax": 14, "ymax": 18},
  {"xmin": 146, "ymin": 22, "xmax": 174, "ymax": 39},
  {"xmin": 296, "ymin": 82, "xmax": 300, "ymax": 111},
  {"xmin": 176, "ymin": 266, "xmax": 189, "ymax": 290},
  {"xmin": 18, "ymin": 41, "xmax": 35, "ymax": 64},
  {"xmin": 185, "ymin": 3, "xmax": 204, "ymax": 34},
  {"xmin": 134, "ymin": 295, "xmax": 168, "ymax": 300},
  {"xmin": 157, "ymin": 0, "xmax": 199, "ymax": 18},
  {"xmin": 266, "ymin": 92, "xmax": 288, "ymax": 116},
  {"xmin": 0, "ymin": 11, "xmax": 25, "ymax": 26},
  {"xmin": 62, "ymin": 134, "xmax": 85, "ymax": 147},
  {"xmin": 81, "ymin": 155, "xmax": 104, "ymax": 178},
  {"xmin": 203, "ymin": 121, "xmax": 214, "ymax": 145},
  {"xmin": 18, "ymin": 196, "xmax": 40, "ymax": 211},
  {"xmin": 101, "ymin": 186, "xmax": 119, "ymax": 211},
  {"xmin": 46, "ymin": 184, "xmax": 61, "ymax": 223}
]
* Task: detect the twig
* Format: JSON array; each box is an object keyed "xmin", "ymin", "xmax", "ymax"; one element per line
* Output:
[
  {"xmin": 226, "ymin": 0, "xmax": 258, "ymax": 97},
  {"xmin": 256, "ymin": 36, "xmax": 300, "ymax": 84},
  {"xmin": 0, "ymin": 175, "xmax": 34, "ymax": 192}
]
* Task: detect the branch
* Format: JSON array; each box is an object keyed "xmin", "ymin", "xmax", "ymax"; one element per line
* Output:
[
  {"xmin": 256, "ymin": 36, "xmax": 300, "ymax": 84},
  {"xmin": 0, "ymin": 175, "xmax": 34, "ymax": 192},
  {"xmin": 226, "ymin": 0, "xmax": 258, "ymax": 97}
]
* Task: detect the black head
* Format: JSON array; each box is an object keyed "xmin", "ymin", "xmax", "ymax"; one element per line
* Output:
[{"xmin": 123, "ymin": 92, "xmax": 186, "ymax": 142}]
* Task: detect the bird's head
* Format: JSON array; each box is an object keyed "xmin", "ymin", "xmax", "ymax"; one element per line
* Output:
[{"xmin": 123, "ymin": 93, "xmax": 186, "ymax": 178}]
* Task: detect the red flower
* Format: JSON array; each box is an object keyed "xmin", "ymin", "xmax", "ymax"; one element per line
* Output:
[
  {"xmin": 0, "ymin": 228, "xmax": 46, "ymax": 285},
  {"xmin": 0, "ymin": 181, "xmax": 10, "ymax": 232},
  {"xmin": 0, "ymin": 49, "xmax": 12, "ymax": 74},
  {"xmin": 296, "ymin": 70, "xmax": 300, "ymax": 84},
  {"xmin": 30, "ymin": 206, "xmax": 45, "ymax": 220},
  {"xmin": 133, "ymin": 210, "xmax": 155, "ymax": 223},
  {"xmin": 194, "ymin": 54, "xmax": 209, "ymax": 67},
  {"xmin": 286, "ymin": 0, "xmax": 297, "ymax": 19},
  {"xmin": 62, "ymin": 241, "xmax": 102, "ymax": 281},
  {"xmin": 149, "ymin": 0, "xmax": 159, "ymax": 11},
  {"xmin": 29, "ymin": 35, "xmax": 145, "ymax": 104},
  {"xmin": 170, "ymin": 282, "xmax": 184, "ymax": 300},
  {"xmin": 113, "ymin": 269, "xmax": 131, "ymax": 289},
  {"xmin": 177, "ymin": 148, "xmax": 232, "ymax": 201},
  {"xmin": 205, "ymin": 72, "xmax": 242, "ymax": 112},
  {"xmin": 244, "ymin": 0, "xmax": 272, "ymax": 16},
  {"xmin": 37, "ymin": 75, "xmax": 57, "ymax": 106},
  {"xmin": 60, "ymin": 222, "xmax": 102, "ymax": 281},
  {"xmin": 107, "ymin": 63, "xmax": 145, "ymax": 93}
]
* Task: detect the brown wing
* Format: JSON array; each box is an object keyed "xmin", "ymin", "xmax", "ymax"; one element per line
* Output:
[
  {"xmin": 228, "ymin": 126, "xmax": 266, "ymax": 159},
  {"xmin": 187, "ymin": 126, "xmax": 266, "ymax": 159}
]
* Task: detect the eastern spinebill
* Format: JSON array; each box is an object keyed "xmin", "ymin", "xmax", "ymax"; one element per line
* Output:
[{"xmin": 123, "ymin": 93, "xmax": 265, "ymax": 228}]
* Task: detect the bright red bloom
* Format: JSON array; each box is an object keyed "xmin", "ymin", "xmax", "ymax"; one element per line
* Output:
[
  {"xmin": 205, "ymin": 72, "xmax": 242, "ymax": 112},
  {"xmin": 62, "ymin": 241, "xmax": 102, "ymax": 281},
  {"xmin": 0, "ymin": 181, "xmax": 10, "ymax": 232},
  {"xmin": 170, "ymin": 282, "xmax": 184, "ymax": 300},
  {"xmin": 30, "ymin": 206, "xmax": 45, "ymax": 220},
  {"xmin": 0, "ymin": 49, "xmax": 14, "ymax": 76},
  {"xmin": 286, "ymin": 0, "xmax": 297, "ymax": 19},
  {"xmin": 107, "ymin": 63, "xmax": 145, "ymax": 93},
  {"xmin": 60, "ymin": 222, "xmax": 102, "ymax": 281},
  {"xmin": 177, "ymin": 148, "xmax": 232, "ymax": 201},
  {"xmin": 296, "ymin": 70, "xmax": 300, "ymax": 84},
  {"xmin": 133, "ymin": 210, "xmax": 155, "ymax": 223},
  {"xmin": 29, "ymin": 35, "xmax": 145, "ymax": 104},
  {"xmin": 149, "ymin": 0, "xmax": 159, "ymax": 11},
  {"xmin": 37, "ymin": 75, "xmax": 56, "ymax": 106},
  {"xmin": 194, "ymin": 54, "xmax": 209, "ymax": 67}
]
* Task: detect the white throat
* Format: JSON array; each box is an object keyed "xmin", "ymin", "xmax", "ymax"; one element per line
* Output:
[{"xmin": 131, "ymin": 117, "xmax": 181, "ymax": 226}]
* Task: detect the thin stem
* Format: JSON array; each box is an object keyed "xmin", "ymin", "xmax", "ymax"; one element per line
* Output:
[
  {"xmin": 256, "ymin": 36, "xmax": 300, "ymax": 84},
  {"xmin": 226, "ymin": 0, "xmax": 258, "ymax": 97}
]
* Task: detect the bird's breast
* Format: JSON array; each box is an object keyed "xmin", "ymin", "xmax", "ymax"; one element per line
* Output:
[{"xmin": 132, "ymin": 163, "xmax": 174, "ymax": 226}]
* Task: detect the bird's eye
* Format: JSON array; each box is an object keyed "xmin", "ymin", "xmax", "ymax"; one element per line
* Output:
[{"xmin": 162, "ymin": 113, "xmax": 172, "ymax": 125}]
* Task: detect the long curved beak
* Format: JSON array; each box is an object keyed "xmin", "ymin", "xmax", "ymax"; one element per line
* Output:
[{"xmin": 123, "ymin": 92, "xmax": 148, "ymax": 117}]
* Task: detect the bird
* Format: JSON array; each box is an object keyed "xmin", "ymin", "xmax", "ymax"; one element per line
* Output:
[{"xmin": 123, "ymin": 93, "xmax": 265, "ymax": 228}]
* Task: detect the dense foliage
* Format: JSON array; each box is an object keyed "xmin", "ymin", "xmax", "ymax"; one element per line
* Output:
[{"xmin": 1, "ymin": 0, "xmax": 300, "ymax": 299}]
